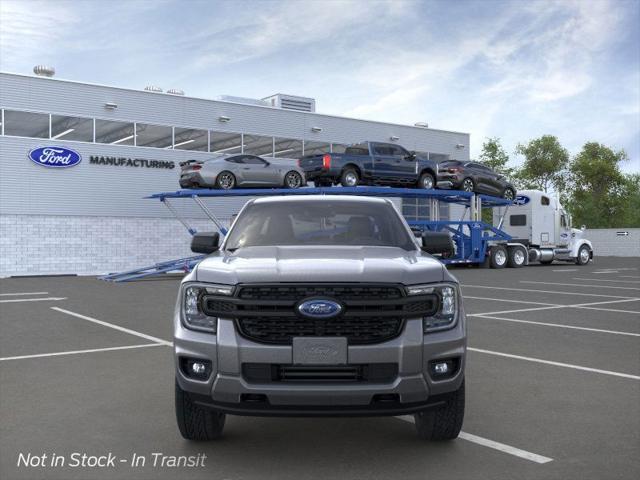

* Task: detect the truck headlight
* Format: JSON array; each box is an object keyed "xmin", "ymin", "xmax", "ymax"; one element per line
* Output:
[
  {"xmin": 407, "ymin": 283, "xmax": 459, "ymax": 333},
  {"xmin": 181, "ymin": 283, "xmax": 233, "ymax": 333}
]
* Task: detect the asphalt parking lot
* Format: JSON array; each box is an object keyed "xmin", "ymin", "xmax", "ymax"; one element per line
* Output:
[{"xmin": 1, "ymin": 257, "xmax": 639, "ymax": 480}]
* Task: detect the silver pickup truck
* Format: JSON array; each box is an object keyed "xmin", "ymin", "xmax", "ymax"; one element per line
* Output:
[{"xmin": 174, "ymin": 195, "xmax": 466, "ymax": 441}]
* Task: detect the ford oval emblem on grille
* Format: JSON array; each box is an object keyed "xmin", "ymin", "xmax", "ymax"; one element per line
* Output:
[{"xmin": 297, "ymin": 299, "xmax": 342, "ymax": 319}]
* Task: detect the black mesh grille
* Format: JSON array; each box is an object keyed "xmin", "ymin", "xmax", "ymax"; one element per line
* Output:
[
  {"xmin": 236, "ymin": 316, "xmax": 403, "ymax": 345},
  {"xmin": 201, "ymin": 283, "xmax": 438, "ymax": 345}
]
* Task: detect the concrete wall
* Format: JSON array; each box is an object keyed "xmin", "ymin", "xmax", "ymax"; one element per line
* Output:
[{"xmin": 586, "ymin": 228, "xmax": 640, "ymax": 257}]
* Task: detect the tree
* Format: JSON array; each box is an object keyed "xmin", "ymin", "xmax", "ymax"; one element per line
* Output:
[
  {"xmin": 479, "ymin": 137, "xmax": 513, "ymax": 176},
  {"xmin": 566, "ymin": 142, "xmax": 636, "ymax": 228},
  {"xmin": 515, "ymin": 135, "xmax": 569, "ymax": 193}
]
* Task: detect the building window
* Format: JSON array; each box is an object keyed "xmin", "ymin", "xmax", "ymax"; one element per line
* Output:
[
  {"xmin": 51, "ymin": 114, "xmax": 94, "ymax": 142},
  {"xmin": 402, "ymin": 198, "xmax": 449, "ymax": 222},
  {"xmin": 303, "ymin": 140, "xmax": 331, "ymax": 156},
  {"xmin": 95, "ymin": 119, "xmax": 135, "ymax": 145},
  {"xmin": 210, "ymin": 131, "xmax": 243, "ymax": 154},
  {"xmin": 173, "ymin": 127, "xmax": 208, "ymax": 151},
  {"xmin": 135, "ymin": 123, "xmax": 173, "ymax": 148},
  {"xmin": 3, "ymin": 110, "xmax": 49, "ymax": 138},
  {"xmin": 244, "ymin": 134, "xmax": 274, "ymax": 156},
  {"xmin": 274, "ymin": 137, "xmax": 303, "ymax": 159}
]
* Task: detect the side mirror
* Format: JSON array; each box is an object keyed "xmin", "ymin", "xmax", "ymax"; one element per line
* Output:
[
  {"xmin": 191, "ymin": 232, "xmax": 220, "ymax": 254},
  {"xmin": 421, "ymin": 231, "xmax": 454, "ymax": 257},
  {"xmin": 405, "ymin": 151, "xmax": 416, "ymax": 160}
]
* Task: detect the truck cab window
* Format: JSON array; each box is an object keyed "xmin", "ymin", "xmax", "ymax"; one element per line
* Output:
[{"xmin": 541, "ymin": 196, "xmax": 550, "ymax": 206}]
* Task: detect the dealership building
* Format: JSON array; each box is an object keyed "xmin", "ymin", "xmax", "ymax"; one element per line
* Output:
[{"xmin": 0, "ymin": 69, "xmax": 470, "ymax": 277}]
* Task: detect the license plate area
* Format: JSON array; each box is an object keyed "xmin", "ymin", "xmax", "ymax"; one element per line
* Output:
[{"xmin": 292, "ymin": 337, "xmax": 347, "ymax": 365}]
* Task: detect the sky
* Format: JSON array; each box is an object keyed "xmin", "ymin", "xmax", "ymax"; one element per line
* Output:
[{"xmin": 1, "ymin": 0, "xmax": 639, "ymax": 172}]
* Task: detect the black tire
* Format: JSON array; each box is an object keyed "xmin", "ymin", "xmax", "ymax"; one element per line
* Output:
[
  {"xmin": 418, "ymin": 172, "xmax": 435, "ymax": 190},
  {"xmin": 340, "ymin": 168, "xmax": 359, "ymax": 187},
  {"xmin": 175, "ymin": 380, "xmax": 226, "ymax": 441},
  {"xmin": 507, "ymin": 246, "xmax": 526, "ymax": 268},
  {"xmin": 216, "ymin": 171, "xmax": 236, "ymax": 190},
  {"xmin": 461, "ymin": 177, "xmax": 475, "ymax": 193},
  {"xmin": 576, "ymin": 245, "xmax": 591, "ymax": 265},
  {"xmin": 503, "ymin": 187, "xmax": 515, "ymax": 201},
  {"xmin": 284, "ymin": 171, "xmax": 303, "ymax": 189},
  {"xmin": 415, "ymin": 380, "xmax": 465, "ymax": 441},
  {"xmin": 489, "ymin": 245, "xmax": 508, "ymax": 269}
]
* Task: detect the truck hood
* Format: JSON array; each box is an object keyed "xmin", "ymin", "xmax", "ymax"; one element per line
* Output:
[{"xmin": 194, "ymin": 246, "xmax": 447, "ymax": 285}]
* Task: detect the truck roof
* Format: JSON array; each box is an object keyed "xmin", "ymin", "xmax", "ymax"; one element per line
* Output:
[{"xmin": 252, "ymin": 195, "xmax": 390, "ymax": 205}]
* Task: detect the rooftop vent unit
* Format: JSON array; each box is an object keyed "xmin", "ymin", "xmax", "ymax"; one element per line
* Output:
[
  {"xmin": 262, "ymin": 94, "xmax": 316, "ymax": 113},
  {"xmin": 216, "ymin": 95, "xmax": 270, "ymax": 107},
  {"xmin": 167, "ymin": 88, "xmax": 185, "ymax": 96},
  {"xmin": 33, "ymin": 65, "xmax": 55, "ymax": 77},
  {"xmin": 144, "ymin": 85, "xmax": 163, "ymax": 93}
]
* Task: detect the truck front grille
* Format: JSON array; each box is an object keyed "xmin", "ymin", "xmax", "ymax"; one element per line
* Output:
[
  {"xmin": 242, "ymin": 363, "xmax": 398, "ymax": 383},
  {"xmin": 202, "ymin": 283, "xmax": 438, "ymax": 345}
]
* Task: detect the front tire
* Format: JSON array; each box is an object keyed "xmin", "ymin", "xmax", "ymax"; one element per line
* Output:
[
  {"xmin": 340, "ymin": 168, "xmax": 359, "ymax": 187},
  {"xmin": 284, "ymin": 171, "xmax": 303, "ymax": 189},
  {"xmin": 418, "ymin": 172, "xmax": 435, "ymax": 190},
  {"xmin": 415, "ymin": 380, "xmax": 465, "ymax": 441},
  {"xmin": 576, "ymin": 245, "xmax": 591, "ymax": 265},
  {"xmin": 503, "ymin": 187, "xmax": 515, "ymax": 201},
  {"xmin": 175, "ymin": 380, "xmax": 226, "ymax": 441},
  {"xmin": 461, "ymin": 177, "xmax": 475, "ymax": 193},
  {"xmin": 216, "ymin": 171, "xmax": 236, "ymax": 190}
]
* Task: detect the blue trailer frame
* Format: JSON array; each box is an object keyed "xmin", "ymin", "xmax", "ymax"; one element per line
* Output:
[{"xmin": 101, "ymin": 186, "xmax": 512, "ymax": 281}]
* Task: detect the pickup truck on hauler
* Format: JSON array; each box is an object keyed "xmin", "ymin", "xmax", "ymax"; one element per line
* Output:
[
  {"xmin": 174, "ymin": 195, "xmax": 466, "ymax": 441},
  {"xmin": 299, "ymin": 141, "xmax": 441, "ymax": 189}
]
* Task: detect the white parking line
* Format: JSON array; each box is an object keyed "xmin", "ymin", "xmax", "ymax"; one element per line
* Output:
[
  {"xmin": 51, "ymin": 307, "xmax": 173, "ymax": 346},
  {"xmin": 0, "ymin": 297, "xmax": 67, "ymax": 303},
  {"xmin": 552, "ymin": 269, "xmax": 578, "ymax": 272},
  {"xmin": 470, "ymin": 315, "xmax": 640, "ymax": 337},
  {"xmin": 0, "ymin": 343, "xmax": 165, "ymax": 362},
  {"xmin": 573, "ymin": 278, "xmax": 640, "ymax": 284},
  {"xmin": 396, "ymin": 416, "xmax": 553, "ymax": 464},
  {"xmin": 462, "ymin": 284, "xmax": 638, "ymax": 299},
  {"xmin": 620, "ymin": 275, "xmax": 640, "ymax": 279},
  {"xmin": 521, "ymin": 281, "xmax": 640, "ymax": 291},
  {"xmin": 468, "ymin": 347, "xmax": 640, "ymax": 380},
  {"xmin": 0, "ymin": 292, "xmax": 49, "ymax": 296},
  {"xmin": 469, "ymin": 298, "xmax": 640, "ymax": 317},
  {"xmin": 463, "ymin": 296, "xmax": 558, "ymax": 307}
]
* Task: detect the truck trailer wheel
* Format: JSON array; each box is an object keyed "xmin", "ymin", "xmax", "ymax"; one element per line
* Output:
[
  {"xmin": 340, "ymin": 168, "xmax": 359, "ymax": 187},
  {"xmin": 507, "ymin": 246, "xmax": 526, "ymax": 268},
  {"xmin": 489, "ymin": 245, "xmax": 508, "ymax": 269},
  {"xmin": 415, "ymin": 380, "xmax": 465, "ymax": 441},
  {"xmin": 576, "ymin": 245, "xmax": 591, "ymax": 265},
  {"xmin": 175, "ymin": 380, "xmax": 226, "ymax": 441}
]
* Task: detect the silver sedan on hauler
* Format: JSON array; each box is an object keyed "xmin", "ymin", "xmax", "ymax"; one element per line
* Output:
[{"xmin": 179, "ymin": 154, "xmax": 306, "ymax": 189}]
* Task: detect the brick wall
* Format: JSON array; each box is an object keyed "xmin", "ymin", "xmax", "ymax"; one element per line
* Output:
[{"xmin": 0, "ymin": 215, "xmax": 230, "ymax": 277}]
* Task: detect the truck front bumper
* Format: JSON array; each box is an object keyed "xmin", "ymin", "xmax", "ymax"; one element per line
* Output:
[{"xmin": 174, "ymin": 314, "xmax": 466, "ymax": 417}]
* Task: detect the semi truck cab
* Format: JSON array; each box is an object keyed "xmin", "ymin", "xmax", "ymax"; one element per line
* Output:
[{"xmin": 493, "ymin": 190, "xmax": 593, "ymax": 265}]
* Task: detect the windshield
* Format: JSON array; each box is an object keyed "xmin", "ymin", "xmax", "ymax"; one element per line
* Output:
[{"xmin": 225, "ymin": 200, "xmax": 416, "ymax": 250}]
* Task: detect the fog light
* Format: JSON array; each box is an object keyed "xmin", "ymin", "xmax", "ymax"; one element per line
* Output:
[
  {"xmin": 180, "ymin": 358, "xmax": 212, "ymax": 380},
  {"xmin": 192, "ymin": 362, "xmax": 206, "ymax": 374},
  {"xmin": 434, "ymin": 362, "xmax": 449, "ymax": 374},
  {"xmin": 429, "ymin": 358, "xmax": 459, "ymax": 379}
]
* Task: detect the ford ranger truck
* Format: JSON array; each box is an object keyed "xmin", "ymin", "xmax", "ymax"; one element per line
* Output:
[
  {"xmin": 298, "ymin": 141, "xmax": 441, "ymax": 189},
  {"xmin": 174, "ymin": 195, "xmax": 466, "ymax": 441}
]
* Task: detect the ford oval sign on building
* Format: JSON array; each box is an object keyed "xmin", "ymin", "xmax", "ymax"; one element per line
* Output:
[
  {"xmin": 28, "ymin": 146, "xmax": 82, "ymax": 168},
  {"xmin": 297, "ymin": 299, "xmax": 343, "ymax": 319}
]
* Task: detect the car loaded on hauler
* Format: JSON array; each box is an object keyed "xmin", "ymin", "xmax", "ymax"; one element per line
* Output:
[{"xmin": 174, "ymin": 195, "xmax": 466, "ymax": 441}]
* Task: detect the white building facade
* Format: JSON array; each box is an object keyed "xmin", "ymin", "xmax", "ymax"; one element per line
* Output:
[{"xmin": 0, "ymin": 72, "xmax": 470, "ymax": 276}]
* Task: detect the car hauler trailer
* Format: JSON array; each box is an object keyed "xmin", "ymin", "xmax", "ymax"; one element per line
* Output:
[{"xmin": 100, "ymin": 186, "xmax": 593, "ymax": 282}]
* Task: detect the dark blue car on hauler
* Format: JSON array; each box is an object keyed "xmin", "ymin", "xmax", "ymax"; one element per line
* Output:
[{"xmin": 298, "ymin": 141, "xmax": 441, "ymax": 189}]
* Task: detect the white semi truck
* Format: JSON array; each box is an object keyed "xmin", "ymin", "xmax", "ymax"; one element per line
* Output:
[{"xmin": 490, "ymin": 189, "xmax": 593, "ymax": 268}]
